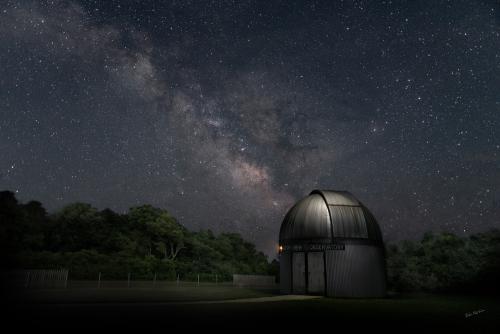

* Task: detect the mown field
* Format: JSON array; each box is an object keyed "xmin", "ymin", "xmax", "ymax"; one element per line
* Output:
[
  {"xmin": 5, "ymin": 285, "xmax": 499, "ymax": 332},
  {"xmin": 12, "ymin": 282, "xmax": 275, "ymax": 303}
]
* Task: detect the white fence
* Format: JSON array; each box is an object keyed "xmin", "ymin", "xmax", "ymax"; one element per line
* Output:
[
  {"xmin": 23, "ymin": 269, "xmax": 69, "ymax": 288},
  {"xmin": 4, "ymin": 270, "xmax": 276, "ymax": 289},
  {"xmin": 232, "ymin": 274, "xmax": 276, "ymax": 287}
]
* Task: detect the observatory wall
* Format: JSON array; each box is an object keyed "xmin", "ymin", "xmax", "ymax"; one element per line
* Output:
[{"xmin": 325, "ymin": 244, "xmax": 386, "ymax": 297}]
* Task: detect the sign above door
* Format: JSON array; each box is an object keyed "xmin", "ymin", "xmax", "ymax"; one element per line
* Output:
[{"xmin": 282, "ymin": 243, "xmax": 345, "ymax": 252}]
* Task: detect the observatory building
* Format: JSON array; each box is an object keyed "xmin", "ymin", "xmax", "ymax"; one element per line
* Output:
[{"xmin": 279, "ymin": 190, "xmax": 386, "ymax": 297}]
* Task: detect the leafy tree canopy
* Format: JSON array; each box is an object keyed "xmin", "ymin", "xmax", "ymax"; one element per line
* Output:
[{"xmin": 0, "ymin": 191, "xmax": 275, "ymax": 281}]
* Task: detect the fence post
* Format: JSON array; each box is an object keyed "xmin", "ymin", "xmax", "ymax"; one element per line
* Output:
[
  {"xmin": 25, "ymin": 271, "xmax": 31, "ymax": 288},
  {"xmin": 153, "ymin": 272, "xmax": 157, "ymax": 288},
  {"xmin": 98, "ymin": 272, "xmax": 101, "ymax": 289},
  {"xmin": 177, "ymin": 274, "xmax": 179, "ymax": 287},
  {"xmin": 64, "ymin": 270, "xmax": 68, "ymax": 289},
  {"xmin": 215, "ymin": 274, "xmax": 218, "ymax": 285},
  {"xmin": 127, "ymin": 272, "xmax": 131, "ymax": 288},
  {"xmin": 197, "ymin": 274, "xmax": 200, "ymax": 287}
]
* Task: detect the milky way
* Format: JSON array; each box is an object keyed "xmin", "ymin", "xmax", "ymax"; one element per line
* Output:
[{"xmin": 1, "ymin": 1, "xmax": 499, "ymax": 256}]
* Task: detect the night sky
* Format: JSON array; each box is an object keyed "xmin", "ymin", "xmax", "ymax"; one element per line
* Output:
[{"xmin": 1, "ymin": 0, "xmax": 499, "ymax": 256}]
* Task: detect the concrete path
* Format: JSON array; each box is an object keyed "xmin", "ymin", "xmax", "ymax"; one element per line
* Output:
[
  {"xmin": 184, "ymin": 295, "xmax": 323, "ymax": 304},
  {"xmin": 27, "ymin": 295, "xmax": 322, "ymax": 307}
]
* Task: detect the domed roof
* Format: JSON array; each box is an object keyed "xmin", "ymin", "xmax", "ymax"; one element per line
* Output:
[{"xmin": 279, "ymin": 190, "xmax": 382, "ymax": 244}]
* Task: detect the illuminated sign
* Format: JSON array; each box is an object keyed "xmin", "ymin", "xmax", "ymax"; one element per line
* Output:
[{"xmin": 281, "ymin": 244, "xmax": 345, "ymax": 252}]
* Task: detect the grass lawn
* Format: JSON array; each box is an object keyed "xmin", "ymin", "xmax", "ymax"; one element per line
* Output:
[
  {"xmin": 6, "ymin": 286, "xmax": 499, "ymax": 332},
  {"xmin": 15, "ymin": 284, "xmax": 275, "ymax": 304}
]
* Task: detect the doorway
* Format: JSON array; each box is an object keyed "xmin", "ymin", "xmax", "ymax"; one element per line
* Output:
[
  {"xmin": 292, "ymin": 252, "xmax": 305, "ymax": 293},
  {"xmin": 307, "ymin": 252, "xmax": 325, "ymax": 295},
  {"xmin": 292, "ymin": 251, "xmax": 325, "ymax": 295}
]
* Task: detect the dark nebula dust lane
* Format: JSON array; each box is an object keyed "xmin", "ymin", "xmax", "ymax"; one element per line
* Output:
[{"xmin": 0, "ymin": 1, "xmax": 499, "ymax": 256}]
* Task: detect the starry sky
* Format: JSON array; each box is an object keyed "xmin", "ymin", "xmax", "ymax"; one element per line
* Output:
[{"xmin": 1, "ymin": 0, "xmax": 499, "ymax": 256}]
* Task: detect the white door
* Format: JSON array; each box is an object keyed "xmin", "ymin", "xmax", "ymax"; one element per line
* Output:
[
  {"xmin": 292, "ymin": 252, "xmax": 306, "ymax": 294},
  {"xmin": 307, "ymin": 252, "xmax": 325, "ymax": 295}
]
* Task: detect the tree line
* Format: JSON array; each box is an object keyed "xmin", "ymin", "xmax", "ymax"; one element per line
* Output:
[
  {"xmin": 1, "ymin": 190, "xmax": 499, "ymax": 294},
  {"xmin": 386, "ymin": 229, "xmax": 500, "ymax": 294},
  {"xmin": 0, "ymin": 191, "xmax": 278, "ymax": 281}
]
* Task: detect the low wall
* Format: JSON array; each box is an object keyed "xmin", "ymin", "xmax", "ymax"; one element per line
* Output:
[{"xmin": 233, "ymin": 274, "xmax": 276, "ymax": 287}]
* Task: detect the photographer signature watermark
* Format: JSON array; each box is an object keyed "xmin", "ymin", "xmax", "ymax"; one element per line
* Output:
[{"xmin": 464, "ymin": 309, "xmax": 486, "ymax": 319}]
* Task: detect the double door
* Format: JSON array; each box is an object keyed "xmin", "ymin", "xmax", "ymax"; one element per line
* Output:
[{"xmin": 292, "ymin": 251, "xmax": 325, "ymax": 295}]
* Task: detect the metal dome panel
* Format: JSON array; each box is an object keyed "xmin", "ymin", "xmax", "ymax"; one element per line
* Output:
[
  {"xmin": 329, "ymin": 205, "xmax": 368, "ymax": 238},
  {"xmin": 279, "ymin": 194, "xmax": 331, "ymax": 242},
  {"xmin": 310, "ymin": 190, "xmax": 360, "ymax": 206},
  {"xmin": 280, "ymin": 189, "xmax": 383, "ymax": 243}
]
